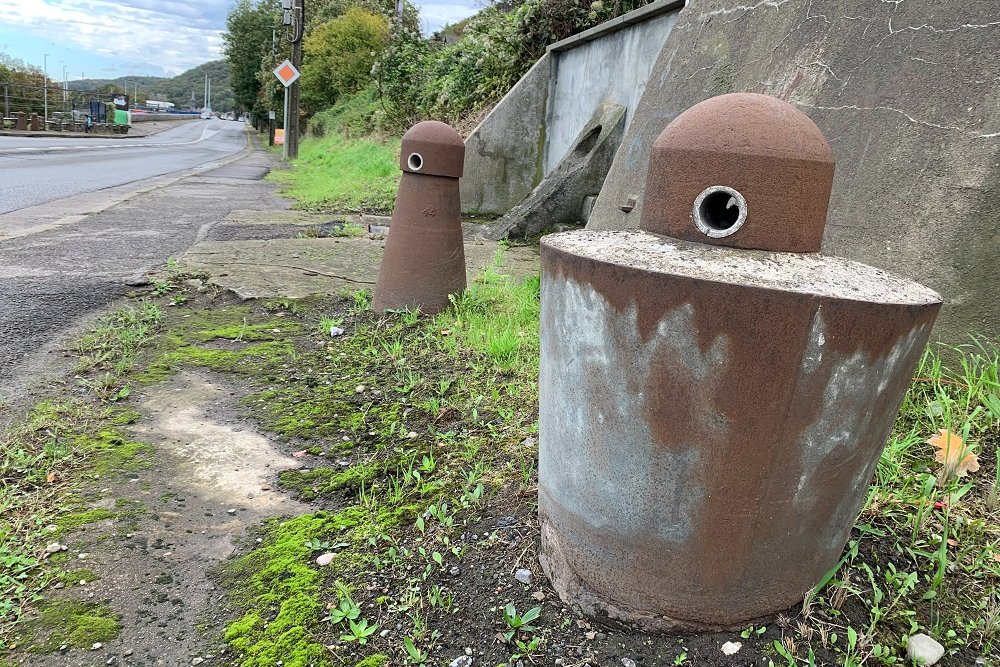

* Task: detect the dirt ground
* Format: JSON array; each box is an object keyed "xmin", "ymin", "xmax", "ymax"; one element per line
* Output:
[{"xmin": 11, "ymin": 369, "xmax": 309, "ymax": 666}]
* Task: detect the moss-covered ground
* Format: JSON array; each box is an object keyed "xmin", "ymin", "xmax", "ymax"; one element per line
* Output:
[{"xmin": 2, "ymin": 256, "xmax": 998, "ymax": 667}]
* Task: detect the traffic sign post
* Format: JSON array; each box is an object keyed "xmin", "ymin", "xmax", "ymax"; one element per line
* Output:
[{"xmin": 273, "ymin": 59, "xmax": 301, "ymax": 160}]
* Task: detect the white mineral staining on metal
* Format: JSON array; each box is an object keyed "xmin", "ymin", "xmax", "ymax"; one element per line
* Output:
[
  {"xmin": 540, "ymin": 272, "xmax": 729, "ymax": 543},
  {"xmin": 801, "ymin": 310, "xmax": 827, "ymax": 374},
  {"xmin": 792, "ymin": 321, "xmax": 932, "ymax": 553}
]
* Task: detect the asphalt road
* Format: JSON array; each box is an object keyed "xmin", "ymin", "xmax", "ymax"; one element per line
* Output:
[
  {"xmin": 0, "ymin": 125, "xmax": 284, "ymax": 414},
  {"xmin": 0, "ymin": 118, "xmax": 248, "ymax": 213}
]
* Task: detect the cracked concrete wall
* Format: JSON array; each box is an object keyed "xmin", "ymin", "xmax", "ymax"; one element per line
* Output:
[
  {"xmin": 461, "ymin": 55, "xmax": 552, "ymax": 216},
  {"xmin": 588, "ymin": 0, "xmax": 1000, "ymax": 343},
  {"xmin": 544, "ymin": 8, "xmax": 679, "ymax": 174},
  {"xmin": 461, "ymin": 0, "xmax": 682, "ymax": 217}
]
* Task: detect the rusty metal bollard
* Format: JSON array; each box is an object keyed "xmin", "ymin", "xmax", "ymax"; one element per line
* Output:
[
  {"xmin": 538, "ymin": 93, "xmax": 942, "ymax": 630},
  {"xmin": 372, "ymin": 121, "xmax": 466, "ymax": 314},
  {"xmin": 29, "ymin": 113, "xmax": 40, "ymax": 131},
  {"xmin": 14, "ymin": 111, "xmax": 26, "ymax": 131}
]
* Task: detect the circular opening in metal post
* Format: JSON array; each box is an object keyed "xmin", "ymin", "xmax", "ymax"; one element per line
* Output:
[
  {"xmin": 693, "ymin": 186, "xmax": 747, "ymax": 238},
  {"xmin": 407, "ymin": 152, "xmax": 424, "ymax": 171}
]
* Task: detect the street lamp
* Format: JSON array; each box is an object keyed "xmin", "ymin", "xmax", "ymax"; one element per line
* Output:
[{"xmin": 43, "ymin": 53, "xmax": 48, "ymax": 123}]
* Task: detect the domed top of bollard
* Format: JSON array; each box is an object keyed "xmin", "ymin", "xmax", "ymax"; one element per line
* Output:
[
  {"xmin": 639, "ymin": 93, "xmax": 835, "ymax": 253},
  {"xmin": 400, "ymin": 121, "xmax": 465, "ymax": 178}
]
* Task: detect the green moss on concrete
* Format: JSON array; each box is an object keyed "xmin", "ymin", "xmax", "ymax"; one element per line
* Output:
[
  {"xmin": 56, "ymin": 508, "xmax": 115, "ymax": 532},
  {"xmin": 221, "ymin": 505, "xmax": 412, "ymax": 667},
  {"xmin": 138, "ymin": 341, "xmax": 295, "ymax": 384},
  {"xmin": 108, "ymin": 408, "xmax": 141, "ymax": 425},
  {"xmin": 278, "ymin": 458, "xmax": 394, "ymax": 501},
  {"xmin": 246, "ymin": 384, "xmax": 403, "ymax": 442},
  {"xmin": 80, "ymin": 431, "xmax": 153, "ymax": 476},
  {"xmin": 23, "ymin": 600, "xmax": 120, "ymax": 652},
  {"xmin": 354, "ymin": 655, "xmax": 388, "ymax": 667},
  {"xmin": 133, "ymin": 305, "xmax": 303, "ymax": 384},
  {"xmin": 58, "ymin": 569, "xmax": 100, "ymax": 584}
]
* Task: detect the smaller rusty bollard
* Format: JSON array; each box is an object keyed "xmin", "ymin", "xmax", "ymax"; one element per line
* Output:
[
  {"xmin": 29, "ymin": 113, "xmax": 41, "ymax": 131},
  {"xmin": 372, "ymin": 121, "xmax": 466, "ymax": 314},
  {"xmin": 538, "ymin": 93, "xmax": 943, "ymax": 631},
  {"xmin": 14, "ymin": 112, "xmax": 26, "ymax": 131}
]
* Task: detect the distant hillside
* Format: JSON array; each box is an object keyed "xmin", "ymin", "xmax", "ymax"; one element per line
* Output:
[{"xmin": 69, "ymin": 60, "xmax": 235, "ymax": 112}]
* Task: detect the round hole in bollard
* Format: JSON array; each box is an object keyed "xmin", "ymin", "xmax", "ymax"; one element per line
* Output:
[
  {"xmin": 693, "ymin": 186, "xmax": 747, "ymax": 238},
  {"xmin": 407, "ymin": 152, "xmax": 424, "ymax": 171}
]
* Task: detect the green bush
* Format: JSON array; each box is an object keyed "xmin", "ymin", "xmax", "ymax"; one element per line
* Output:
[
  {"xmin": 301, "ymin": 8, "xmax": 390, "ymax": 114},
  {"xmin": 370, "ymin": 0, "xmax": 658, "ymax": 131},
  {"xmin": 308, "ymin": 87, "xmax": 382, "ymax": 138}
]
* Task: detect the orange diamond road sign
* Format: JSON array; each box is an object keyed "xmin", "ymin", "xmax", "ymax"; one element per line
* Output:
[{"xmin": 273, "ymin": 59, "xmax": 300, "ymax": 88}]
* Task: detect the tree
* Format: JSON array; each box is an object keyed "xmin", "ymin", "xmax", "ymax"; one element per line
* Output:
[
  {"xmin": 301, "ymin": 8, "xmax": 390, "ymax": 113},
  {"xmin": 223, "ymin": 0, "xmax": 277, "ymax": 114}
]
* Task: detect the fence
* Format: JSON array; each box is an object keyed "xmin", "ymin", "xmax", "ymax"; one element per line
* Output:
[{"xmin": 1, "ymin": 81, "xmax": 121, "ymax": 131}]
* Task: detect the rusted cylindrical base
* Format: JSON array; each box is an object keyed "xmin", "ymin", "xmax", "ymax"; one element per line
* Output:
[
  {"xmin": 15, "ymin": 112, "xmax": 26, "ymax": 131},
  {"xmin": 538, "ymin": 230, "xmax": 940, "ymax": 630},
  {"xmin": 372, "ymin": 172, "xmax": 466, "ymax": 314},
  {"xmin": 29, "ymin": 113, "xmax": 40, "ymax": 131}
]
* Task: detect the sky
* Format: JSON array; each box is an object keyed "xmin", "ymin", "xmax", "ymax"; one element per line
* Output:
[{"xmin": 0, "ymin": 0, "xmax": 479, "ymax": 80}]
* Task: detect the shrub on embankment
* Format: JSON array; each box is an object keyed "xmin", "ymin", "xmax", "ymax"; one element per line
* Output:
[{"xmin": 227, "ymin": 0, "xmax": 657, "ymax": 137}]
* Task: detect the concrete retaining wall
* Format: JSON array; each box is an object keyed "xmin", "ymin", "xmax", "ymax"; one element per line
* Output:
[
  {"xmin": 587, "ymin": 0, "xmax": 1000, "ymax": 343},
  {"xmin": 461, "ymin": 0, "xmax": 681, "ymax": 215},
  {"xmin": 544, "ymin": 6, "xmax": 679, "ymax": 174},
  {"xmin": 461, "ymin": 56, "xmax": 551, "ymax": 215}
]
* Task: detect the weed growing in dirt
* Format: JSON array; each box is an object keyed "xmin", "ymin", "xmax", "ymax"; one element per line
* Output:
[
  {"xmin": 75, "ymin": 301, "xmax": 162, "ymax": 401},
  {"xmin": 0, "ymin": 399, "xmax": 148, "ymax": 649}
]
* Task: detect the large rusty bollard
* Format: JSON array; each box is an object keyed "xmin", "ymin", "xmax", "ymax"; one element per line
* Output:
[
  {"xmin": 15, "ymin": 112, "xmax": 26, "ymax": 131},
  {"xmin": 372, "ymin": 121, "xmax": 466, "ymax": 314},
  {"xmin": 538, "ymin": 93, "xmax": 942, "ymax": 630},
  {"xmin": 30, "ymin": 113, "xmax": 41, "ymax": 131}
]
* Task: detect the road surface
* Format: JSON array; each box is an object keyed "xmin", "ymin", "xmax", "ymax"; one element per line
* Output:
[
  {"xmin": 0, "ymin": 122, "xmax": 284, "ymax": 415},
  {"xmin": 0, "ymin": 118, "xmax": 248, "ymax": 213}
]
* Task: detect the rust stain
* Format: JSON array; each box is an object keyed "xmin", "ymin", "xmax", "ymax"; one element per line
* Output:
[{"xmin": 540, "ymin": 242, "xmax": 939, "ymax": 627}]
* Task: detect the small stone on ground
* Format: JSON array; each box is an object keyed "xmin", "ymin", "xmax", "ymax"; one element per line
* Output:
[
  {"xmin": 906, "ymin": 633, "xmax": 945, "ymax": 665},
  {"xmin": 721, "ymin": 641, "xmax": 742, "ymax": 655},
  {"xmin": 514, "ymin": 568, "xmax": 533, "ymax": 585}
]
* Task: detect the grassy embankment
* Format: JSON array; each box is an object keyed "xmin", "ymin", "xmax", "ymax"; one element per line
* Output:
[{"xmin": 266, "ymin": 107, "xmax": 401, "ymax": 215}]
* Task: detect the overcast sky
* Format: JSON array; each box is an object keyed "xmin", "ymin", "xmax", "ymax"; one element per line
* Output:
[{"xmin": 0, "ymin": 0, "xmax": 478, "ymax": 80}]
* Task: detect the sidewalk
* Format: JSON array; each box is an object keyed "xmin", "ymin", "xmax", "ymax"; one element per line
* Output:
[{"xmin": 173, "ymin": 207, "xmax": 539, "ymax": 299}]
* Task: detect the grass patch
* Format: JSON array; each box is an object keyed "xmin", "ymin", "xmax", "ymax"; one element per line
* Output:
[
  {"xmin": 0, "ymin": 303, "xmax": 162, "ymax": 650},
  {"xmin": 266, "ymin": 131, "xmax": 400, "ymax": 213},
  {"xmin": 75, "ymin": 301, "xmax": 163, "ymax": 402}
]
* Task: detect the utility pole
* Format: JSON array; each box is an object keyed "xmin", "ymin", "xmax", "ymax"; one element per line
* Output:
[
  {"xmin": 43, "ymin": 53, "xmax": 48, "ymax": 124},
  {"xmin": 286, "ymin": 0, "xmax": 304, "ymax": 159}
]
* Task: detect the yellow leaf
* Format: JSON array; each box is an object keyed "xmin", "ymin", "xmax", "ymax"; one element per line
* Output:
[
  {"xmin": 46, "ymin": 471, "xmax": 57, "ymax": 484},
  {"xmin": 929, "ymin": 429, "xmax": 980, "ymax": 479}
]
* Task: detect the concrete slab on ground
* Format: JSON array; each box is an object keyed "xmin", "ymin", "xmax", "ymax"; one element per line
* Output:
[{"xmin": 178, "ymin": 235, "xmax": 540, "ymax": 300}]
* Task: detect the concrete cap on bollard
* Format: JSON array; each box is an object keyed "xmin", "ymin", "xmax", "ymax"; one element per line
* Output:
[
  {"xmin": 640, "ymin": 93, "xmax": 835, "ymax": 253},
  {"xmin": 400, "ymin": 121, "xmax": 465, "ymax": 178}
]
